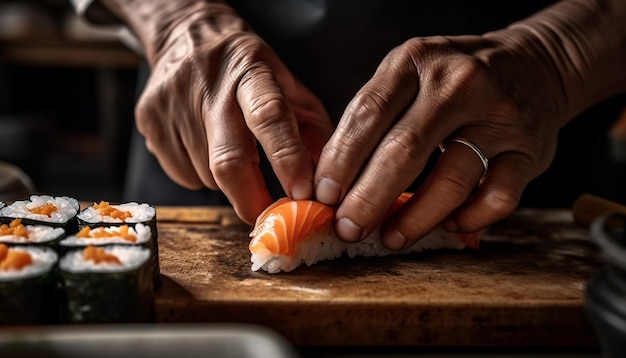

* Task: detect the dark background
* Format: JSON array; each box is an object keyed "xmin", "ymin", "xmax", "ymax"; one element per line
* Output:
[
  {"xmin": 0, "ymin": 0, "xmax": 138, "ymax": 202},
  {"xmin": 1, "ymin": 0, "xmax": 625, "ymax": 208}
]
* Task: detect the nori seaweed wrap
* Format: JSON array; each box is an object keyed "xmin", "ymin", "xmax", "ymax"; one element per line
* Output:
[
  {"xmin": 0, "ymin": 195, "xmax": 79, "ymax": 233},
  {"xmin": 0, "ymin": 219, "xmax": 65, "ymax": 248},
  {"xmin": 77, "ymin": 201, "xmax": 160, "ymax": 286},
  {"xmin": 0, "ymin": 244, "xmax": 59, "ymax": 324},
  {"xmin": 58, "ymin": 245, "xmax": 154, "ymax": 323}
]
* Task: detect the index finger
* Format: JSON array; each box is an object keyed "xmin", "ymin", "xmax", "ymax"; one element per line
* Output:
[
  {"xmin": 238, "ymin": 65, "xmax": 318, "ymax": 200},
  {"xmin": 206, "ymin": 101, "xmax": 273, "ymax": 225},
  {"xmin": 314, "ymin": 45, "xmax": 421, "ymax": 207}
]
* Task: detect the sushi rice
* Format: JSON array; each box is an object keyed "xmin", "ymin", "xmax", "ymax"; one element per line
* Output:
[
  {"xmin": 251, "ymin": 226, "xmax": 467, "ymax": 274},
  {"xmin": 0, "ymin": 195, "xmax": 79, "ymax": 225},
  {"xmin": 59, "ymin": 245, "xmax": 150, "ymax": 273},
  {"xmin": 0, "ymin": 246, "xmax": 58, "ymax": 281},
  {"xmin": 60, "ymin": 223, "xmax": 151, "ymax": 247},
  {"xmin": 0, "ymin": 223, "xmax": 65, "ymax": 245},
  {"xmin": 78, "ymin": 202, "xmax": 156, "ymax": 224}
]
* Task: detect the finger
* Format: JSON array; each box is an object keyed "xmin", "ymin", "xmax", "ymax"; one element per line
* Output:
[
  {"xmin": 176, "ymin": 105, "xmax": 219, "ymax": 190},
  {"xmin": 289, "ymin": 82, "xmax": 334, "ymax": 165},
  {"xmin": 135, "ymin": 96, "xmax": 204, "ymax": 190},
  {"xmin": 299, "ymin": 121, "xmax": 332, "ymax": 164},
  {"xmin": 238, "ymin": 65, "xmax": 317, "ymax": 200},
  {"xmin": 314, "ymin": 50, "xmax": 420, "ymax": 206},
  {"xmin": 206, "ymin": 103, "xmax": 273, "ymax": 225},
  {"xmin": 380, "ymin": 141, "xmax": 486, "ymax": 250},
  {"xmin": 331, "ymin": 123, "xmax": 440, "ymax": 243},
  {"xmin": 327, "ymin": 76, "xmax": 470, "ymax": 243},
  {"xmin": 442, "ymin": 151, "xmax": 533, "ymax": 233}
]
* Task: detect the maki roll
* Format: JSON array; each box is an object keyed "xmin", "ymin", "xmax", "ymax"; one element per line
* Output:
[
  {"xmin": 0, "ymin": 244, "xmax": 59, "ymax": 324},
  {"xmin": 0, "ymin": 218, "xmax": 65, "ymax": 247},
  {"xmin": 59, "ymin": 224, "xmax": 156, "ymax": 278},
  {"xmin": 0, "ymin": 195, "xmax": 79, "ymax": 233},
  {"xmin": 58, "ymin": 245, "xmax": 154, "ymax": 323},
  {"xmin": 77, "ymin": 201, "xmax": 160, "ymax": 286}
]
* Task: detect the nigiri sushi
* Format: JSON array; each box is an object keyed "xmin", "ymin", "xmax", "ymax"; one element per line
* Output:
[{"xmin": 249, "ymin": 193, "xmax": 481, "ymax": 273}]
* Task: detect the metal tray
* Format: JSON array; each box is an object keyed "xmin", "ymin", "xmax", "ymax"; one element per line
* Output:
[{"xmin": 0, "ymin": 323, "xmax": 299, "ymax": 358}]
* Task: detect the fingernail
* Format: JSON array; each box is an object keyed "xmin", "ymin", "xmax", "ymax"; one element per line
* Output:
[
  {"xmin": 316, "ymin": 177, "xmax": 341, "ymax": 205},
  {"xmin": 442, "ymin": 218, "xmax": 458, "ymax": 233},
  {"xmin": 336, "ymin": 217, "xmax": 362, "ymax": 242},
  {"xmin": 383, "ymin": 230, "xmax": 407, "ymax": 250},
  {"xmin": 291, "ymin": 179, "xmax": 312, "ymax": 200}
]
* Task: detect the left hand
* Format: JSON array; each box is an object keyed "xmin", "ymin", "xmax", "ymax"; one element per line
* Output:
[{"xmin": 313, "ymin": 33, "xmax": 568, "ymax": 250}]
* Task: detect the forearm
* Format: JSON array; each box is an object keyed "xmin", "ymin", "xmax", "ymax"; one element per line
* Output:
[
  {"xmin": 487, "ymin": 0, "xmax": 626, "ymax": 125},
  {"xmin": 97, "ymin": 0, "xmax": 248, "ymax": 64}
]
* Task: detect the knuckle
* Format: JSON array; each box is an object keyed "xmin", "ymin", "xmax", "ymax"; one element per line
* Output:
[
  {"xmin": 392, "ymin": 214, "xmax": 436, "ymax": 245},
  {"xmin": 243, "ymin": 96, "xmax": 306, "ymax": 165},
  {"xmin": 433, "ymin": 58, "xmax": 488, "ymax": 104},
  {"xmin": 224, "ymin": 33, "xmax": 264, "ymax": 59},
  {"xmin": 376, "ymin": 131, "xmax": 428, "ymax": 178},
  {"xmin": 346, "ymin": 90, "xmax": 392, "ymax": 123},
  {"xmin": 344, "ymin": 188, "xmax": 383, "ymax": 228},
  {"xmin": 135, "ymin": 99, "xmax": 164, "ymax": 144},
  {"xmin": 210, "ymin": 144, "xmax": 254, "ymax": 179},
  {"xmin": 438, "ymin": 170, "xmax": 476, "ymax": 205},
  {"xmin": 397, "ymin": 36, "xmax": 437, "ymax": 61},
  {"xmin": 245, "ymin": 97, "xmax": 291, "ymax": 131},
  {"xmin": 402, "ymin": 38, "xmax": 491, "ymax": 105},
  {"xmin": 483, "ymin": 190, "xmax": 519, "ymax": 218},
  {"xmin": 379, "ymin": 131, "xmax": 421, "ymax": 162},
  {"xmin": 269, "ymin": 138, "xmax": 303, "ymax": 164}
]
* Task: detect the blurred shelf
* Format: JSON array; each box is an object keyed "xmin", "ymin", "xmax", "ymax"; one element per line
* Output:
[
  {"xmin": 0, "ymin": 3, "xmax": 141, "ymax": 69},
  {"xmin": 1, "ymin": 37, "xmax": 140, "ymax": 69},
  {"xmin": 0, "ymin": 5, "xmax": 136, "ymax": 202}
]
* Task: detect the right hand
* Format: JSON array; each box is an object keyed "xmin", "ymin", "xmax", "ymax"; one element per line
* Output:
[{"xmin": 129, "ymin": 3, "xmax": 334, "ymax": 224}]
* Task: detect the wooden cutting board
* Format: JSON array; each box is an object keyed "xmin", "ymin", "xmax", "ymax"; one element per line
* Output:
[{"xmin": 153, "ymin": 206, "xmax": 603, "ymax": 348}]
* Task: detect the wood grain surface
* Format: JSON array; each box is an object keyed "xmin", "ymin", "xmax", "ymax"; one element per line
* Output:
[{"xmin": 152, "ymin": 206, "xmax": 603, "ymax": 348}]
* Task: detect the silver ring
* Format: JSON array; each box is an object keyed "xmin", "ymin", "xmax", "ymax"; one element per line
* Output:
[{"xmin": 439, "ymin": 136, "xmax": 489, "ymax": 173}]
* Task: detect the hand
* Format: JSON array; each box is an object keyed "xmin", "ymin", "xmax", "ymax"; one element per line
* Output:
[
  {"xmin": 113, "ymin": 1, "xmax": 334, "ymax": 224},
  {"xmin": 314, "ymin": 24, "xmax": 583, "ymax": 248},
  {"xmin": 315, "ymin": 0, "xmax": 626, "ymax": 249}
]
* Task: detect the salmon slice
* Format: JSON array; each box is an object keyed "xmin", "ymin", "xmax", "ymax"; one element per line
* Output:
[
  {"xmin": 0, "ymin": 245, "xmax": 33, "ymax": 271},
  {"xmin": 76, "ymin": 225, "xmax": 137, "ymax": 242},
  {"xmin": 29, "ymin": 203, "xmax": 58, "ymax": 217},
  {"xmin": 83, "ymin": 245, "xmax": 122, "ymax": 265},
  {"xmin": 249, "ymin": 199, "xmax": 334, "ymax": 257},
  {"xmin": 94, "ymin": 201, "xmax": 132, "ymax": 221},
  {"xmin": 0, "ymin": 219, "xmax": 28, "ymax": 238},
  {"xmin": 0, "ymin": 243, "xmax": 7, "ymax": 261}
]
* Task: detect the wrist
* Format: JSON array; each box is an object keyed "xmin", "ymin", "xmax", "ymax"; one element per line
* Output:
[
  {"xmin": 487, "ymin": 0, "xmax": 626, "ymax": 125},
  {"xmin": 98, "ymin": 0, "xmax": 248, "ymax": 64}
]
